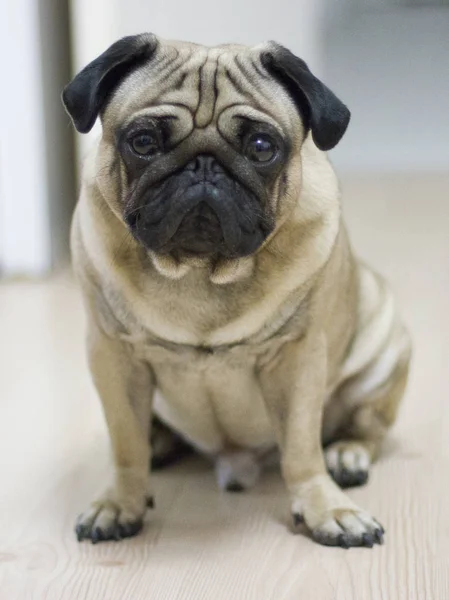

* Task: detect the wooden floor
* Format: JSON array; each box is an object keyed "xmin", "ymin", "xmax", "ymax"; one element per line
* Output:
[{"xmin": 1, "ymin": 174, "xmax": 448, "ymax": 599}]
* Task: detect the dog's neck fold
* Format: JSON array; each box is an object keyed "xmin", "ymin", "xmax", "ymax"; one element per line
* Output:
[{"xmin": 148, "ymin": 251, "xmax": 255, "ymax": 285}]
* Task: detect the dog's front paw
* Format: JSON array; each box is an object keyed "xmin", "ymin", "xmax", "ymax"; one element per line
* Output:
[
  {"xmin": 303, "ymin": 509, "xmax": 384, "ymax": 548},
  {"xmin": 291, "ymin": 475, "xmax": 384, "ymax": 548},
  {"xmin": 76, "ymin": 493, "xmax": 152, "ymax": 543}
]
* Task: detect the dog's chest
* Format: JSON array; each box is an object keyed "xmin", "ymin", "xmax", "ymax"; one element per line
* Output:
[
  {"xmin": 113, "ymin": 274, "xmax": 310, "ymax": 453},
  {"xmin": 134, "ymin": 339, "xmax": 283, "ymax": 453}
]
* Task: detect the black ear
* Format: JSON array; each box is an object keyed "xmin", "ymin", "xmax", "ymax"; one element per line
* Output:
[
  {"xmin": 261, "ymin": 43, "xmax": 350, "ymax": 151},
  {"xmin": 62, "ymin": 34, "xmax": 158, "ymax": 133}
]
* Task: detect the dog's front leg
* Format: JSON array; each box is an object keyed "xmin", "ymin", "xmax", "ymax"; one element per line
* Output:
[
  {"xmin": 260, "ymin": 331, "xmax": 384, "ymax": 548},
  {"xmin": 76, "ymin": 322, "xmax": 154, "ymax": 543}
]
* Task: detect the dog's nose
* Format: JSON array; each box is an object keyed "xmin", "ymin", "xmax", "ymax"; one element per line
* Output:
[{"xmin": 187, "ymin": 155, "xmax": 225, "ymax": 181}]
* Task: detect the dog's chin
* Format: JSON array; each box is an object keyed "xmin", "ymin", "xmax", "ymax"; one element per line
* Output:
[
  {"xmin": 130, "ymin": 203, "xmax": 269, "ymax": 260},
  {"xmin": 133, "ymin": 229, "xmax": 266, "ymax": 261},
  {"xmin": 127, "ymin": 201, "xmax": 271, "ymax": 283},
  {"xmin": 146, "ymin": 205, "xmax": 233, "ymax": 259}
]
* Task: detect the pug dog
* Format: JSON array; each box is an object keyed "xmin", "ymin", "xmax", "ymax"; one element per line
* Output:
[{"xmin": 62, "ymin": 33, "xmax": 411, "ymax": 548}]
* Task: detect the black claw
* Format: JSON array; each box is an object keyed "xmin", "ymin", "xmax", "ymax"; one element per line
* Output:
[
  {"xmin": 362, "ymin": 532, "xmax": 375, "ymax": 548},
  {"xmin": 313, "ymin": 523, "xmax": 384, "ymax": 549},
  {"xmin": 91, "ymin": 527, "xmax": 104, "ymax": 544},
  {"xmin": 118, "ymin": 519, "xmax": 143, "ymax": 539},
  {"xmin": 374, "ymin": 529, "xmax": 384, "ymax": 544},
  {"xmin": 75, "ymin": 524, "xmax": 86, "ymax": 542},
  {"xmin": 375, "ymin": 522, "xmax": 385, "ymax": 535},
  {"xmin": 75, "ymin": 518, "xmax": 143, "ymax": 543},
  {"xmin": 112, "ymin": 528, "xmax": 122, "ymax": 542},
  {"xmin": 225, "ymin": 481, "xmax": 245, "ymax": 493},
  {"xmin": 146, "ymin": 496, "xmax": 155, "ymax": 509},
  {"xmin": 293, "ymin": 513, "xmax": 304, "ymax": 526},
  {"xmin": 358, "ymin": 471, "xmax": 369, "ymax": 486},
  {"xmin": 314, "ymin": 530, "xmax": 347, "ymax": 548},
  {"xmin": 338, "ymin": 533, "xmax": 350, "ymax": 549},
  {"xmin": 331, "ymin": 467, "xmax": 369, "ymax": 489}
]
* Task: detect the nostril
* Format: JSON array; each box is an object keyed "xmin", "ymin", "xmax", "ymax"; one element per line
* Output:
[
  {"xmin": 188, "ymin": 155, "xmax": 224, "ymax": 179},
  {"xmin": 193, "ymin": 156, "xmax": 203, "ymax": 171},
  {"xmin": 191, "ymin": 155, "xmax": 208, "ymax": 177}
]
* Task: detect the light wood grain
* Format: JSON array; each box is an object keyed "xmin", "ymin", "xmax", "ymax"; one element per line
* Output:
[{"xmin": 0, "ymin": 174, "xmax": 448, "ymax": 600}]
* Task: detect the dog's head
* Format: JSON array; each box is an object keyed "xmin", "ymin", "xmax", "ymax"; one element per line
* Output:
[{"xmin": 63, "ymin": 34, "xmax": 349, "ymax": 262}]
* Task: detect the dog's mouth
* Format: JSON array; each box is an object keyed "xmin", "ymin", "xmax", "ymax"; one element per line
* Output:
[
  {"xmin": 161, "ymin": 194, "xmax": 226, "ymax": 256},
  {"xmin": 124, "ymin": 169, "xmax": 273, "ymax": 259}
]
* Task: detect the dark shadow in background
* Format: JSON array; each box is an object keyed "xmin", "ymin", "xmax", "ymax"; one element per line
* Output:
[{"xmin": 38, "ymin": 0, "xmax": 76, "ymax": 270}]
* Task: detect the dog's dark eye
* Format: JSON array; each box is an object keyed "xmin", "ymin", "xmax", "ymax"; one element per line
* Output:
[
  {"xmin": 130, "ymin": 132, "xmax": 159, "ymax": 156},
  {"xmin": 246, "ymin": 134, "xmax": 276, "ymax": 163}
]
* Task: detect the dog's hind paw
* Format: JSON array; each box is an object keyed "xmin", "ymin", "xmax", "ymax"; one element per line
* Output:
[{"xmin": 325, "ymin": 441, "xmax": 371, "ymax": 488}]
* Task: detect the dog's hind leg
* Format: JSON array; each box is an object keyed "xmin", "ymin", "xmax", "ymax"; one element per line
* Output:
[
  {"xmin": 323, "ymin": 326, "xmax": 411, "ymax": 489},
  {"xmin": 150, "ymin": 416, "xmax": 194, "ymax": 470}
]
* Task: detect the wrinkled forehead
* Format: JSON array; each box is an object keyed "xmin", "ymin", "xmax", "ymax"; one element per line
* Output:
[{"xmin": 102, "ymin": 41, "xmax": 302, "ymax": 138}]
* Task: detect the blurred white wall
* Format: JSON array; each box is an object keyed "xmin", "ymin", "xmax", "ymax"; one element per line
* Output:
[
  {"xmin": 0, "ymin": 0, "xmax": 74, "ymax": 276},
  {"xmin": 0, "ymin": 1, "xmax": 50, "ymax": 275},
  {"xmin": 71, "ymin": 0, "xmax": 327, "ymax": 71},
  {"xmin": 324, "ymin": 6, "xmax": 449, "ymax": 172}
]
